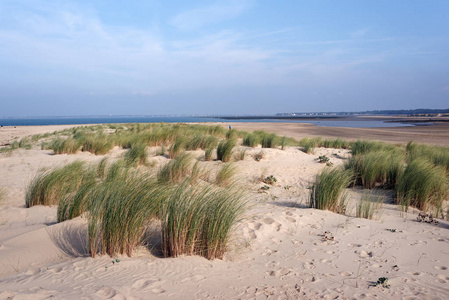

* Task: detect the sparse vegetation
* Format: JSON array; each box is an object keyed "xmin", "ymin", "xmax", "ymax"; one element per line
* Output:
[
  {"xmin": 216, "ymin": 163, "xmax": 237, "ymax": 187},
  {"xmin": 356, "ymin": 192, "xmax": 383, "ymax": 220},
  {"xmin": 205, "ymin": 148, "xmax": 213, "ymax": 161},
  {"xmin": 299, "ymin": 137, "xmax": 323, "ymax": 153}
]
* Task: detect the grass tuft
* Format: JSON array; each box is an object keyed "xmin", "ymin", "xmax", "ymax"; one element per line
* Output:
[
  {"xmin": 217, "ymin": 139, "xmax": 236, "ymax": 162},
  {"xmin": 124, "ymin": 143, "xmax": 148, "ymax": 166},
  {"xmin": 309, "ymin": 167, "xmax": 352, "ymax": 213},
  {"xmin": 396, "ymin": 158, "xmax": 447, "ymax": 216},
  {"xmin": 158, "ymin": 153, "xmax": 194, "ymax": 184},
  {"xmin": 160, "ymin": 182, "xmax": 247, "ymax": 259},
  {"xmin": 26, "ymin": 161, "xmax": 86, "ymax": 207},
  {"xmin": 216, "ymin": 163, "xmax": 237, "ymax": 187}
]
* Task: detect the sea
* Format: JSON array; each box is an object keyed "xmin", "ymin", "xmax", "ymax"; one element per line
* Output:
[{"xmin": 0, "ymin": 116, "xmax": 423, "ymax": 128}]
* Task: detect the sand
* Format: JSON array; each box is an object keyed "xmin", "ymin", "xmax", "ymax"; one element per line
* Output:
[{"xmin": 0, "ymin": 124, "xmax": 448, "ymax": 299}]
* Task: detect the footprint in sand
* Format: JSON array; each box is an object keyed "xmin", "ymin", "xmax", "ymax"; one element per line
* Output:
[
  {"xmin": 25, "ymin": 269, "xmax": 40, "ymax": 275},
  {"xmin": 48, "ymin": 267, "xmax": 63, "ymax": 274},
  {"xmin": 95, "ymin": 287, "xmax": 120, "ymax": 298},
  {"xmin": 132, "ymin": 279, "xmax": 162, "ymax": 289},
  {"xmin": 267, "ymin": 268, "xmax": 296, "ymax": 279},
  {"xmin": 181, "ymin": 275, "xmax": 206, "ymax": 283},
  {"xmin": 248, "ymin": 222, "xmax": 262, "ymax": 230},
  {"xmin": 358, "ymin": 250, "xmax": 374, "ymax": 258},
  {"xmin": 151, "ymin": 288, "xmax": 165, "ymax": 294},
  {"xmin": 434, "ymin": 266, "xmax": 448, "ymax": 270},
  {"xmin": 340, "ymin": 271, "xmax": 352, "ymax": 277},
  {"xmin": 436, "ymin": 274, "xmax": 447, "ymax": 283}
]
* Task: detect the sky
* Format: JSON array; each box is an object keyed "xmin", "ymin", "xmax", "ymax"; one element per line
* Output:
[{"xmin": 0, "ymin": 0, "xmax": 448, "ymax": 117}]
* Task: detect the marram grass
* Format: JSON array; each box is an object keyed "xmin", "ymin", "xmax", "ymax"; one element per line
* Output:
[
  {"xmin": 26, "ymin": 161, "xmax": 86, "ymax": 208},
  {"xmin": 160, "ymin": 182, "xmax": 247, "ymax": 260},
  {"xmin": 346, "ymin": 150, "xmax": 404, "ymax": 188},
  {"xmin": 157, "ymin": 152, "xmax": 194, "ymax": 184},
  {"xmin": 217, "ymin": 139, "xmax": 236, "ymax": 162},
  {"xmin": 216, "ymin": 163, "xmax": 237, "ymax": 187},
  {"xmin": 309, "ymin": 167, "xmax": 352, "ymax": 213},
  {"xmin": 124, "ymin": 143, "xmax": 148, "ymax": 166},
  {"xmin": 396, "ymin": 158, "xmax": 448, "ymax": 216}
]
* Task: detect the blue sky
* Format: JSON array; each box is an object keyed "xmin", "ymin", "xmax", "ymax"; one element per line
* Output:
[{"xmin": 0, "ymin": 0, "xmax": 448, "ymax": 116}]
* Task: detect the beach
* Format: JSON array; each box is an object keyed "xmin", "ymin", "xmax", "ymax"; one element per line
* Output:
[{"xmin": 0, "ymin": 123, "xmax": 448, "ymax": 299}]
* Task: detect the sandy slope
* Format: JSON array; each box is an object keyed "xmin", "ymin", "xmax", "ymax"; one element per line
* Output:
[{"xmin": 0, "ymin": 125, "xmax": 448, "ymax": 299}]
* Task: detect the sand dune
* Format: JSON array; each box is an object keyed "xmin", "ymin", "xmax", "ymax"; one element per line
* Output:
[{"xmin": 1, "ymin": 124, "xmax": 448, "ymax": 299}]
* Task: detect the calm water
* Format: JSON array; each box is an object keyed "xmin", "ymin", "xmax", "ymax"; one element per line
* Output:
[{"xmin": 0, "ymin": 116, "xmax": 419, "ymax": 128}]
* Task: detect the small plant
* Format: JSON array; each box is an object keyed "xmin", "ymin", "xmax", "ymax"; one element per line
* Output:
[
  {"xmin": 373, "ymin": 277, "xmax": 390, "ymax": 289},
  {"xmin": 258, "ymin": 185, "xmax": 270, "ymax": 193},
  {"xmin": 262, "ymin": 175, "xmax": 277, "ymax": 185},
  {"xmin": 253, "ymin": 151, "xmax": 264, "ymax": 162},
  {"xmin": 416, "ymin": 212, "xmax": 439, "ymax": 225},
  {"xmin": 317, "ymin": 155, "xmax": 330, "ymax": 164},
  {"xmin": 386, "ymin": 228, "xmax": 398, "ymax": 233},
  {"xmin": 323, "ymin": 231, "xmax": 334, "ymax": 241},
  {"xmin": 284, "ymin": 185, "xmax": 291, "ymax": 190}
]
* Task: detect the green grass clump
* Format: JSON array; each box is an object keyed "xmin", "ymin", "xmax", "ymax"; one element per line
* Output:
[
  {"xmin": 124, "ymin": 143, "xmax": 148, "ymax": 166},
  {"xmin": 309, "ymin": 167, "xmax": 352, "ymax": 213},
  {"xmin": 261, "ymin": 133, "xmax": 280, "ymax": 148},
  {"xmin": 299, "ymin": 137, "xmax": 323, "ymax": 153},
  {"xmin": 88, "ymin": 171, "xmax": 167, "ymax": 257},
  {"xmin": 160, "ymin": 182, "xmax": 247, "ymax": 259},
  {"xmin": 396, "ymin": 158, "xmax": 448, "ymax": 215},
  {"xmin": 243, "ymin": 133, "xmax": 260, "ymax": 147},
  {"xmin": 226, "ymin": 129, "xmax": 239, "ymax": 140},
  {"xmin": 18, "ymin": 137, "xmax": 32, "ymax": 150},
  {"xmin": 350, "ymin": 140, "xmax": 398, "ymax": 156},
  {"xmin": 323, "ymin": 138, "xmax": 350, "ymax": 149},
  {"xmin": 82, "ymin": 135, "xmax": 114, "ymax": 155},
  {"xmin": 47, "ymin": 138, "xmax": 82, "ymax": 154},
  {"xmin": 217, "ymin": 139, "xmax": 236, "ymax": 162},
  {"xmin": 216, "ymin": 163, "xmax": 237, "ymax": 187},
  {"xmin": 57, "ymin": 169, "xmax": 97, "ymax": 222},
  {"xmin": 158, "ymin": 153, "xmax": 194, "ymax": 184},
  {"xmin": 406, "ymin": 141, "xmax": 449, "ymax": 170},
  {"xmin": 346, "ymin": 150, "xmax": 404, "ymax": 188},
  {"xmin": 169, "ymin": 136, "xmax": 186, "ymax": 159},
  {"xmin": 185, "ymin": 135, "xmax": 218, "ymax": 150},
  {"xmin": 26, "ymin": 161, "xmax": 86, "ymax": 207}
]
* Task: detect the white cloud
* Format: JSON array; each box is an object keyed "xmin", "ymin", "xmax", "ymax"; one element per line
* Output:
[{"xmin": 169, "ymin": 0, "xmax": 254, "ymax": 31}]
